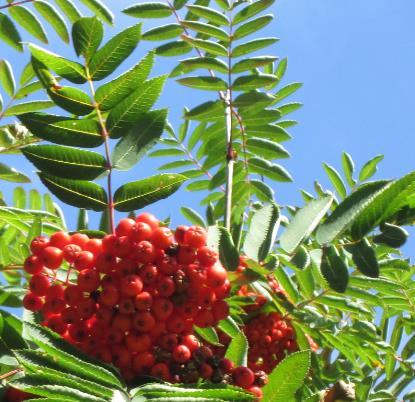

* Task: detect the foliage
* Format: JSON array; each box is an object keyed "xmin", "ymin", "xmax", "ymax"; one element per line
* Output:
[{"xmin": 0, "ymin": 1, "xmax": 415, "ymax": 402}]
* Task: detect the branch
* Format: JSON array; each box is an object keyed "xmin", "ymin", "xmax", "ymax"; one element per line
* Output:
[{"xmin": 0, "ymin": 0, "xmax": 34, "ymax": 10}]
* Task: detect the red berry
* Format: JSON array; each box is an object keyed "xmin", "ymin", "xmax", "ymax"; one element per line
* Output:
[
  {"xmin": 177, "ymin": 245, "xmax": 197, "ymax": 264},
  {"xmin": 125, "ymin": 333, "xmax": 151, "ymax": 353},
  {"xmin": 99, "ymin": 285, "xmax": 119, "ymax": 307},
  {"xmin": 61, "ymin": 306, "xmax": 80, "ymax": 324},
  {"xmin": 70, "ymin": 233, "xmax": 89, "ymax": 248},
  {"xmin": 131, "ymin": 221, "xmax": 153, "ymax": 242},
  {"xmin": 44, "ymin": 298, "xmax": 66, "ymax": 314},
  {"xmin": 197, "ymin": 246, "xmax": 218, "ymax": 267},
  {"xmin": 199, "ymin": 363, "xmax": 213, "ymax": 379},
  {"xmin": 116, "ymin": 218, "xmax": 136, "ymax": 237},
  {"xmin": 29, "ymin": 274, "xmax": 50, "ymax": 296},
  {"xmin": 113, "ymin": 236, "xmax": 132, "ymax": 258},
  {"xmin": 132, "ymin": 311, "xmax": 155, "ymax": 332},
  {"xmin": 50, "ymin": 231, "xmax": 71, "ymax": 249},
  {"xmin": 233, "ymin": 367, "xmax": 255, "ymax": 388},
  {"xmin": 95, "ymin": 253, "xmax": 117, "ymax": 274},
  {"xmin": 133, "ymin": 351, "xmax": 155, "ymax": 372},
  {"xmin": 136, "ymin": 213, "xmax": 159, "ymax": 231},
  {"xmin": 41, "ymin": 246, "xmax": 63, "ymax": 269},
  {"xmin": 182, "ymin": 334, "xmax": 200, "ymax": 352},
  {"xmin": 134, "ymin": 291, "xmax": 152, "ymax": 311},
  {"xmin": 119, "ymin": 298, "xmax": 136, "ymax": 315},
  {"xmin": 247, "ymin": 386, "xmax": 263, "ymax": 399},
  {"xmin": 74, "ymin": 251, "xmax": 95, "ymax": 271},
  {"xmin": 220, "ymin": 358, "xmax": 234, "ymax": 373},
  {"xmin": 151, "ymin": 363, "xmax": 170, "ymax": 381},
  {"xmin": 96, "ymin": 306, "xmax": 113, "ymax": 324},
  {"xmin": 112, "ymin": 345, "xmax": 132, "ymax": 368},
  {"xmin": 4, "ymin": 387, "xmax": 35, "ymax": 402},
  {"xmin": 63, "ymin": 244, "xmax": 82, "ymax": 263},
  {"xmin": 68, "ymin": 322, "xmax": 89, "ymax": 342},
  {"xmin": 112, "ymin": 313, "xmax": 132, "ymax": 332},
  {"xmin": 206, "ymin": 263, "xmax": 227, "ymax": 288},
  {"xmin": 156, "ymin": 276, "xmax": 176, "ymax": 297},
  {"xmin": 64, "ymin": 284, "xmax": 83, "ymax": 304},
  {"xmin": 77, "ymin": 269, "xmax": 100, "ymax": 292},
  {"xmin": 77, "ymin": 297, "xmax": 97, "ymax": 319},
  {"xmin": 152, "ymin": 298, "xmax": 173, "ymax": 320},
  {"xmin": 132, "ymin": 240, "xmax": 155, "ymax": 263},
  {"xmin": 46, "ymin": 315, "xmax": 67, "ymax": 335},
  {"xmin": 84, "ymin": 238, "xmax": 103, "ymax": 255},
  {"xmin": 139, "ymin": 264, "xmax": 158, "ymax": 285},
  {"xmin": 212, "ymin": 300, "xmax": 229, "ymax": 322},
  {"xmin": 23, "ymin": 292, "xmax": 43, "ymax": 311},
  {"xmin": 120, "ymin": 275, "xmax": 143, "ymax": 297},
  {"xmin": 172, "ymin": 344, "xmax": 191, "ymax": 363},
  {"xmin": 30, "ymin": 236, "xmax": 49, "ymax": 255},
  {"xmin": 151, "ymin": 227, "xmax": 173, "ymax": 250},
  {"xmin": 45, "ymin": 284, "xmax": 64, "ymax": 300},
  {"xmin": 184, "ymin": 226, "xmax": 207, "ymax": 249},
  {"xmin": 24, "ymin": 255, "xmax": 44, "ymax": 274},
  {"xmin": 194, "ymin": 310, "xmax": 214, "ymax": 328},
  {"xmin": 174, "ymin": 225, "xmax": 188, "ymax": 244}
]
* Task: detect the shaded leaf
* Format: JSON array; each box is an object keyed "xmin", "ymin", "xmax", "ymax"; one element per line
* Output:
[
  {"xmin": 320, "ymin": 245, "xmax": 349, "ymax": 293},
  {"xmin": 0, "ymin": 13, "xmax": 23, "ymax": 52},
  {"xmin": 177, "ymin": 76, "xmax": 227, "ymax": 91},
  {"xmin": 233, "ymin": 14, "xmax": 273, "ymax": 40},
  {"xmin": 54, "ymin": 0, "xmax": 82, "ymax": 23},
  {"xmin": 181, "ymin": 206, "xmax": 205, "ymax": 227},
  {"xmin": 182, "ymin": 35, "xmax": 228, "ymax": 56},
  {"xmin": 142, "ymin": 23, "xmax": 183, "ymax": 41},
  {"xmin": 347, "ymin": 238, "xmax": 379, "ymax": 278},
  {"xmin": 156, "ymin": 40, "xmax": 192, "ymax": 56},
  {"xmin": 123, "ymin": 2, "xmax": 173, "ymax": 18},
  {"xmin": 232, "ymin": 38, "xmax": 278, "ymax": 57},
  {"xmin": 34, "ymin": 1, "xmax": 69, "ymax": 43},
  {"xmin": 233, "ymin": 0, "xmax": 275, "ymax": 24},
  {"xmin": 48, "ymin": 86, "xmax": 94, "ymax": 116},
  {"xmin": 249, "ymin": 157, "xmax": 292, "ymax": 182},
  {"xmin": 186, "ymin": 5, "xmax": 229, "ymax": 25},
  {"xmin": 4, "ymin": 100, "xmax": 54, "ymax": 116},
  {"xmin": 79, "ymin": 0, "xmax": 114, "ymax": 25},
  {"xmin": 225, "ymin": 332, "xmax": 248, "ymax": 367},
  {"xmin": 9, "ymin": 6, "xmax": 48, "ymax": 43},
  {"xmin": 72, "ymin": 17, "xmax": 103, "ymax": 60},
  {"xmin": 0, "ymin": 59, "xmax": 15, "ymax": 96}
]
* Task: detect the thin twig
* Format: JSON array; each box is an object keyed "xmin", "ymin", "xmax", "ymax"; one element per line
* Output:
[{"xmin": 0, "ymin": 0, "xmax": 34, "ymax": 10}]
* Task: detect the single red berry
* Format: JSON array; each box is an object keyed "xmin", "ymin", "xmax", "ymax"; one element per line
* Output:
[
  {"xmin": 182, "ymin": 334, "xmax": 200, "ymax": 352},
  {"xmin": 50, "ymin": 231, "xmax": 71, "ymax": 249},
  {"xmin": 194, "ymin": 310, "xmax": 214, "ymax": 328},
  {"xmin": 120, "ymin": 275, "xmax": 143, "ymax": 297},
  {"xmin": 96, "ymin": 306, "xmax": 113, "ymax": 324},
  {"xmin": 41, "ymin": 246, "xmax": 63, "ymax": 269},
  {"xmin": 101, "ymin": 271, "xmax": 121, "ymax": 288},
  {"xmin": 132, "ymin": 311, "xmax": 155, "ymax": 332},
  {"xmin": 125, "ymin": 333, "xmax": 151, "ymax": 353},
  {"xmin": 95, "ymin": 253, "xmax": 117, "ymax": 274},
  {"xmin": 119, "ymin": 298, "xmax": 136, "ymax": 315},
  {"xmin": 112, "ymin": 345, "xmax": 132, "ymax": 368},
  {"xmin": 247, "ymin": 386, "xmax": 263, "ymax": 399},
  {"xmin": 132, "ymin": 240, "xmax": 155, "ymax": 263},
  {"xmin": 84, "ymin": 238, "xmax": 103, "ymax": 255},
  {"xmin": 45, "ymin": 284, "xmax": 64, "ymax": 299},
  {"xmin": 77, "ymin": 269, "xmax": 100, "ymax": 292},
  {"xmin": 46, "ymin": 315, "xmax": 67, "ymax": 335},
  {"xmin": 166, "ymin": 315, "xmax": 186, "ymax": 334},
  {"xmin": 116, "ymin": 258, "xmax": 136, "ymax": 276},
  {"xmin": 63, "ymin": 244, "xmax": 82, "ymax": 263},
  {"xmin": 131, "ymin": 221, "xmax": 153, "ymax": 242},
  {"xmin": 197, "ymin": 246, "xmax": 218, "ymax": 267},
  {"xmin": 95, "ymin": 348, "xmax": 112, "ymax": 363},
  {"xmin": 134, "ymin": 291, "xmax": 152, "ymax": 311},
  {"xmin": 199, "ymin": 363, "xmax": 213, "ymax": 379},
  {"xmin": 174, "ymin": 225, "xmax": 189, "ymax": 244},
  {"xmin": 23, "ymin": 292, "xmax": 43, "ymax": 311},
  {"xmin": 30, "ymin": 236, "xmax": 49, "ymax": 255},
  {"xmin": 152, "ymin": 298, "xmax": 173, "ymax": 320},
  {"xmin": 206, "ymin": 263, "xmax": 227, "ymax": 288},
  {"xmin": 212, "ymin": 300, "xmax": 229, "ymax": 322},
  {"xmin": 29, "ymin": 274, "xmax": 50, "ymax": 296},
  {"xmin": 113, "ymin": 236, "xmax": 132, "ymax": 258},
  {"xmin": 74, "ymin": 251, "xmax": 95, "ymax": 271},
  {"xmin": 150, "ymin": 363, "xmax": 170, "ymax": 381},
  {"xmin": 70, "ymin": 233, "xmax": 89, "ymax": 248},
  {"xmin": 233, "ymin": 367, "xmax": 255, "ymax": 388},
  {"xmin": 112, "ymin": 313, "xmax": 132, "ymax": 332},
  {"xmin": 68, "ymin": 321, "xmax": 89, "ymax": 342},
  {"xmin": 156, "ymin": 276, "xmax": 176, "ymax": 297},
  {"xmin": 24, "ymin": 255, "xmax": 44, "ymax": 274},
  {"xmin": 136, "ymin": 213, "xmax": 159, "ymax": 231},
  {"xmin": 184, "ymin": 226, "xmax": 207, "ymax": 249},
  {"xmin": 177, "ymin": 245, "xmax": 197, "ymax": 264},
  {"xmin": 159, "ymin": 333, "xmax": 178, "ymax": 351},
  {"xmin": 133, "ymin": 351, "xmax": 155, "ymax": 372},
  {"xmin": 151, "ymin": 227, "xmax": 173, "ymax": 250},
  {"xmin": 61, "ymin": 306, "xmax": 80, "ymax": 324},
  {"xmin": 64, "ymin": 284, "xmax": 83, "ymax": 304},
  {"xmin": 139, "ymin": 263, "xmax": 158, "ymax": 285},
  {"xmin": 198, "ymin": 287, "xmax": 217, "ymax": 308},
  {"xmin": 172, "ymin": 344, "xmax": 191, "ymax": 363},
  {"xmin": 220, "ymin": 358, "xmax": 234, "ymax": 373},
  {"xmin": 215, "ymin": 279, "xmax": 231, "ymax": 299},
  {"xmin": 77, "ymin": 297, "xmax": 97, "ymax": 319},
  {"xmin": 99, "ymin": 285, "xmax": 119, "ymax": 307},
  {"xmin": 44, "ymin": 298, "xmax": 66, "ymax": 314},
  {"xmin": 107, "ymin": 327, "xmax": 124, "ymax": 344},
  {"xmin": 4, "ymin": 387, "xmax": 35, "ymax": 402},
  {"xmin": 115, "ymin": 218, "xmax": 136, "ymax": 237},
  {"xmin": 158, "ymin": 256, "xmax": 179, "ymax": 275}
]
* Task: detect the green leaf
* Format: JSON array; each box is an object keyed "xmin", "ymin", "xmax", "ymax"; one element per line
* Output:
[
  {"xmin": 113, "ymin": 173, "xmax": 186, "ymax": 212},
  {"xmin": 179, "ymin": 56, "xmax": 228, "ymax": 74},
  {"xmin": 207, "ymin": 226, "xmax": 240, "ymax": 271},
  {"xmin": 194, "ymin": 326, "xmax": 221, "ymax": 346},
  {"xmin": 232, "ymin": 56, "xmax": 277, "ymax": 73},
  {"xmin": 243, "ymin": 203, "xmax": 280, "ymax": 262},
  {"xmin": 72, "ymin": 17, "xmax": 103, "ymax": 61},
  {"xmin": 320, "ymin": 245, "xmax": 349, "ymax": 293},
  {"xmin": 30, "ymin": 44, "xmax": 86, "ymax": 83},
  {"xmin": 346, "ymin": 238, "xmax": 379, "ymax": 278},
  {"xmin": 39, "ymin": 172, "xmax": 107, "ymax": 211},
  {"xmin": 280, "ymin": 196, "xmax": 333, "ymax": 254},
  {"xmin": 0, "ymin": 162, "xmax": 30, "ymax": 183},
  {"xmin": 233, "ymin": 14, "xmax": 273, "ymax": 40},
  {"xmin": 48, "ymin": 86, "xmax": 94, "ymax": 116},
  {"xmin": 225, "ymin": 332, "xmax": 248, "ymax": 367},
  {"xmin": 250, "ymin": 179, "xmax": 274, "ymax": 202},
  {"xmin": 79, "ymin": 0, "xmax": 114, "ymax": 25},
  {"xmin": 359, "ymin": 154, "xmax": 384, "ymax": 182},
  {"xmin": 95, "ymin": 51, "xmax": 154, "ymax": 111},
  {"xmin": 177, "ymin": 76, "xmax": 227, "ymax": 91},
  {"xmin": 182, "ymin": 35, "xmax": 228, "ymax": 56},
  {"xmin": 34, "ymin": 1, "xmax": 69, "ymax": 43},
  {"xmin": 15, "ymin": 80, "xmax": 50, "ymax": 99},
  {"xmin": 342, "ymin": 151, "xmax": 355, "ymax": 187},
  {"xmin": 123, "ymin": 2, "xmax": 173, "ymax": 18},
  {"xmin": 234, "ymin": 92, "xmax": 276, "ymax": 108},
  {"xmin": 316, "ymin": 180, "xmax": 389, "ymax": 244},
  {"xmin": 181, "ymin": 206, "xmax": 205, "ymax": 227},
  {"xmin": 185, "ymin": 5, "xmax": 229, "ymax": 25},
  {"xmin": 156, "ymin": 40, "xmax": 192, "ymax": 57},
  {"xmin": 22, "ymin": 145, "xmax": 107, "ymax": 180},
  {"xmin": 233, "ymin": 0, "xmax": 275, "ymax": 24},
  {"xmin": 54, "ymin": 0, "xmax": 82, "ymax": 24},
  {"xmin": 232, "ymin": 38, "xmax": 278, "ymax": 57},
  {"xmin": 232, "ymin": 74, "xmax": 278, "ymax": 90},
  {"xmin": 0, "ymin": 13, "xmax": 23, "ymax": 52},
  {"xmin": 262, "ymin": 351, "xmax": 310, "ymax": 402},
  {"xmin": 249, "ymin": 157, "xmax": 292, "ymax": 182},
  {"xmin": 3, "ymin": 100, "xmax": 54, "ymax": 116},
  {"xmin": 373, "ymin": 222, "xmax": 408, "ymax": 248},
  {"xmin": 0, "ymin": 59, "xmax": 15, "ymax": 96},
  {"xmin": 9, "ymin": 6, "xmax": 48, "ymax": 43},
  {"xmin": 142, "ymin": 23, "xmax": 183, "ymax": 41},
  {"xmin": 89, "ymin": 24, "xmax": 142, "ymax": 81},
  {"xmin": 350, "ymin": 171, "xmax": 415, "ymax": 240},
  {"xmin": 323, "ymin": 163, "xmax": 347, "ymax": 198},
  {"xmin": 186, "ymin": 100, "xmax": 225, "ymax": 121},
  {"xmin": 77, "ymin": 209, "xmax": 88, "ymax": 231},
  {"xmin": 273, "ymin": 82, "xmax": 302, "ymax": 103},
  {"xmin": 107, "ymin": 75, "xmax": 167, "ymax": 138},
  {"xmin": 112, "ymin": 109, "xmax": 167, "ymax": 170},
  {"xmin": 0, "ymin": 310, "xmax": 27, "ymax": 349},
  {"xmin": 246, "ymin": 137, "xmax": 290, "ymax": 159},
  {"xmin": 181, "ymin": 20, "xmax": 228, "ymax": 41},
  {"xmin": 18, "ymin": 113, "xmax": 103, "ymax": 148}
]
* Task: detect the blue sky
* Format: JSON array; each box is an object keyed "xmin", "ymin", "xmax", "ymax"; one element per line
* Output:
[{"xmin": 1, "ymin": 0, "xmax": 415, "ymax": 232}]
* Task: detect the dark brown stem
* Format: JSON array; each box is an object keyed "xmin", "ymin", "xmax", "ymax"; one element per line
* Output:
[
  {"xmin": 0, "ymin": 0, "xmax": 34, "ymax": 10},
  {"xmin": 86, "ymin": 72, "xmax": 115, "ymax": 234}
]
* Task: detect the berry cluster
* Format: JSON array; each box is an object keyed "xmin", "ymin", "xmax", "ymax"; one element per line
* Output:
[{"xmin": 23, "ymin": 214, "xmax": 231, "ymax": 381}]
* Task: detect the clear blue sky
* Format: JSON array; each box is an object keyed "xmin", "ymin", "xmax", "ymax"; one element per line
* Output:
[{"xmin": 1, "ymin": 0, "xmax": 415, "ymax": 231}]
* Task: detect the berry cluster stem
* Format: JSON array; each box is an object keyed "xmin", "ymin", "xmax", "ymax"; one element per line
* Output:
[{"xmin": 86, "ymin": 72, "xmax": 115, "ymax": 235}]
